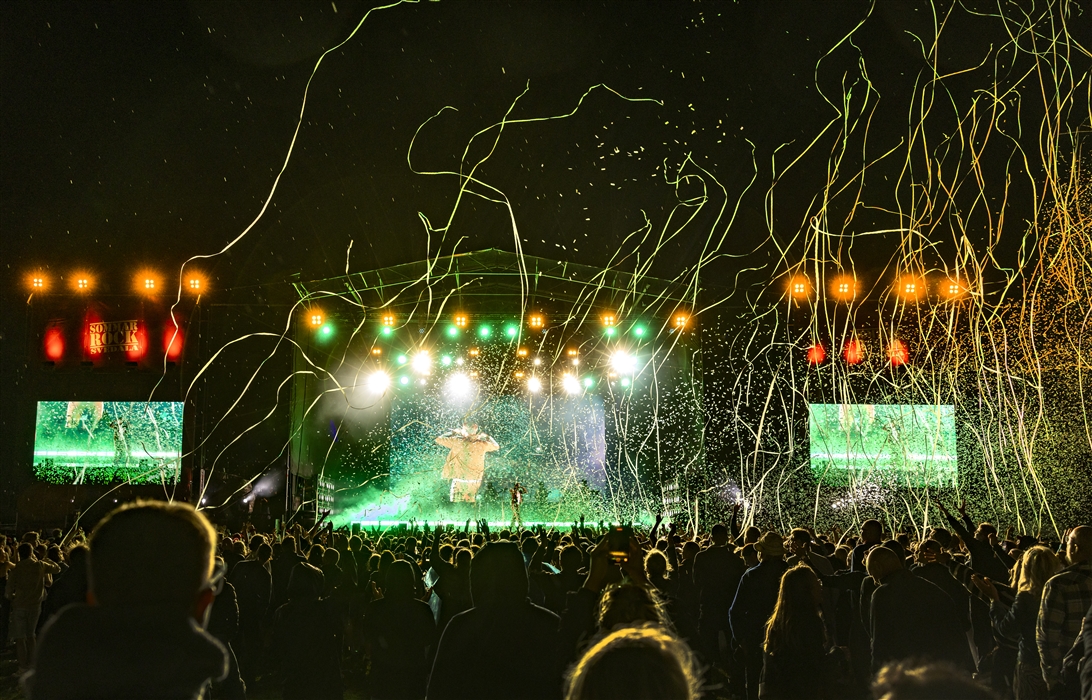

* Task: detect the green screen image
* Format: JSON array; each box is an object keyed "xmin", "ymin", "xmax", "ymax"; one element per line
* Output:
[
  {"xmin": 809, "ymin": 403, "xmax": 957, "ymax": 487},
  {"xmin": 33, "ymin": 401, "xmax": 184, "ymax": 484}
]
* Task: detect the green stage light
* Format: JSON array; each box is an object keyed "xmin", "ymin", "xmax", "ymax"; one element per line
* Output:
[
  {"xmin": 479, "ymin": 325, "xmax": 492, "ymax": 339},
  {"xmin": 632, "ymin": 325, "xmax": 646, "ymax": 337},
  {"xmin": 398, "ymin": 375, "xmax": 410, "ymax": 386},
  {"xmin": 381, "ymin": 326, "xmax": 393, "ymax": 337},
  {"xmin": 620, "ymin": 377, "xmax": 631, "ymax": 388},
  {"xmin": 504, "ymin": 324, "xmax": 518, "ymax": 338},
  {"xmin": 396, "ymin": 354, "xmax": 407, "ymax": 365},
  {"xmin": 441, "ymin": 355, "xmax": 453, "ymax": 366},
  {"xmin": 319, "ymin": 324, "xmax": 334, "ymax": 338},
  {"xmin": 605, "ymin": 327, "xmax": 616, "ymax": 337},
  {"xmin": 446, "ymin": 325, "xmax": 459, "ymax": 338},
  {"xmin": 582, "ymin": 376, "xmax": 594, "ymax": 388}
]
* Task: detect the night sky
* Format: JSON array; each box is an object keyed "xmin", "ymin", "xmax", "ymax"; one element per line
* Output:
[{"xmin": 3, "ymin": 1, "xmax": 1082, "ymax": 515}]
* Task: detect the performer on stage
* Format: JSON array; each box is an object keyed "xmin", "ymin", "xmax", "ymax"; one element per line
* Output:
[
  {"xmin": 509, "ymin": 481, "xmax": 527, "ymax": 528},
  {"xmin": 435, "ymin": 424, "xmax": 499, "ymax": 503}
]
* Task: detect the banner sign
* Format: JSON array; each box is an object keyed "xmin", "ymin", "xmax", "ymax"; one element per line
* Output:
[{"xmin": 87, "ymin": 320, "xmax": 142, "ymax": 355}]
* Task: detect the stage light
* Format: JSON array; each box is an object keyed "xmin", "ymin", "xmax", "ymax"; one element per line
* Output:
[
  {"xmin": 844, "ymin": 339, "xmax": 865, "ymax": 364},
  {"xmin": 514, "ymin": 371, "xmax": 525, "ymax": 379},
  {"xmin": 582, "ymin": 376, "xmax": 595, "ymax": 389},
  {"xmin": 411, "ymin": 351, "xmax": 431, "ymax": 374},
  {"xmin": 446, "ymin": 372, "xmax": 473, "ymax": 397},
  {"xmin": 455, "ymin": 357, "xmax": 465, "ymax": 366},
  {"xmin": 620, "ymin": 377, "xmax": 631, "ymax": 388},
  {"xmin": 611, "ymin": 350, "xmax": 638, "ymax": 374},
  {"xmin": 517, "ymin": 347, "xmax": 529, "ymax": 358},
  {"xmin": 319, "ymin": 324, "xmax": 334, "ymax": 338},
  {"xmin": 788, "ymin": 276, "xmax": 810, "ymax": 298},
  {"xmin": 44, "ymin": 327, "xmax": 65, "ymax": 361},
  {"xmin": 566, "ymin": 348, "xmax": 579, "ymax": 365},
  {"xmin": 381, "ymin": 313, "xmax": 396, "ymax": 327},
  {"xmin": 366, "ymin": 371, "xmax": 390, "ymax": 394},
  {"xmin": 71, "ymin": 273, "xmax": 93, "ymax": 293},
  {"xmin": 898, "ymin": 276, "xmax": 923, "ymax": 301},
  {"xmin": 605, "ymin": 327, "xmax": 616, "ymax": 337},
  {"xmin": 632, "ymin": 325, "xmax": 646, "ymax": 338},
  {"xmin": 831, "ymin": 276, "xmax": 856, "ymax": 300},
  {"xmin": 528, "ymin": 313, "xmax": 545, "ymax": 330},
  {"xmin": 806, "ymin": 342, "xmax": 827, "ymax": 365},
  {"xmin": 478, "ymin": 325, "xmax": 492, "ymax": 339},
  {"xmin": 398, "ymin": 375, "xmax": 410, "ymax": 386},
  {"xmin": 396, "ymin": 354, "xmax": 408, "ymax": 365},
  {"xmin": 602, "ymin": 313, "xmax": 617, "ymax": 328},
  {"xmin": 454, "ymin": 313, "xmax": 468, "ymax": 328},
  {"xmin": 468, "ymin": 347, "xmax": 480, "ymax": 357},
  {"xmin": 441, "ymin": 354, "xmax": 453, "ymax": 366},
  {"xmin": 673, "ymin": 313, "xmax": 689, "ymax": 329},
  {"xmin": 27, "ymin": 273, "xmax": 48, "ymax": 292},
  {"xmin": 888, "ymin": 339, "xmax": 909, "ymax": 366},
  {"xmin": 562, "ymin": 374, "xmax": 581, "ymax": 395},
  {"xmin": 505, "ymin": 324, "xmax": 519, "ymax": 338},
  {"xmin": 381, "ymin": 326, "xmax": 393, "ymax": 337},
  {"xmin": 136, "ymin": 270, "xmax": 161, "ymax": 295},
  {"xmin": 371, "ymin": 347, "xmax": 382, "ymax": 356},
  {"xmin": 184, "ymin": 273, "xmax": 205, "ymax": 294},
  {"xmin": 527, "ymin": 376, "xmax": 543, "ymax": 393},
  {"xmin": 309, "ymin": 312, "xmax": 324, "ymax": 327},
  {"xmin": 532, "ymin": 357, "xmax": 542, "ymax": 366},
  {"xmin": 943, "ymin": 279, "xmax": 965, "ymax": 298},
  {"xmin": 446, "ymin": 325, "xmax": 460, "ymax": 338}
]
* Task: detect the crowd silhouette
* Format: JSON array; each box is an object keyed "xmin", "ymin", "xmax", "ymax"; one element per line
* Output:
[{"xmin": 2, "ymin": 500, "xmax": 1091, "ymax": 700}]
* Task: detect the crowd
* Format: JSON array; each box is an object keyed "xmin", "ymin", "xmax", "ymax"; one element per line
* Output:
[{"xmin": 1, "ymin": 499, "xmax": 1091, "ymax": 700}]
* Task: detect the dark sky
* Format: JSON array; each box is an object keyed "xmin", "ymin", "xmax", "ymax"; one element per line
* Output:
[{"xmin": 4, "ymin": 0, "xmax": 1048, "ymax": 299}]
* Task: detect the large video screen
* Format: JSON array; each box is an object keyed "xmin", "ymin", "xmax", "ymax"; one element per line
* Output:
[
  {"xmin": 809, "ymin": 403, "xmax": 957, "ymax": 487},
  {"xmin": 384, "ymin": 393, "xmax": 607, "ymax": 522},
  {"xmin": 33, "ymin": 401, "xmax": 184, "ymax": 484}
]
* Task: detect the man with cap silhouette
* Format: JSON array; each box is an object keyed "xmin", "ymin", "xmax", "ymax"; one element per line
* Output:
[{"xmin": 730, "ymin": 531, "xmax": 789, "ymax": 700}]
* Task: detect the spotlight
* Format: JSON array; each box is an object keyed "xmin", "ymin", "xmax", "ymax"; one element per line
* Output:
[
  {"xmin": 366, "ymin": 371, "xmax": 390, "ymax": 394},
  {"xmin": 468, "ymin": 347, "xmax": 480, "ymax": 357},
  {"xmin": 504, "ymin": 324, "xmax": 518, "ymax": 338},
  {"xmin": 514, "ymin": 371, "xmax": 525, "ymax": 379},
  {"xmin": 532, "ymin": 357, "xmax": 542, "ymax": 366},
  {"xmin": 898, "ymin": 276, "xmax": 923, "ymax": 301},
  {"xmin": 398, "ymin": 375, "xmax": 410, "ymax": 386},
  {"xmin": 788, "ymin": 276, "xmax": 810, "ymax": 298},
  {"xmin": 441, "ymin": 354, "xmax": 453, "ymax": 366},
  {"xmin": 888, "ymin": 339, "xmax": 909, "ymax": 366},
  {"xmin": 381, "ymin": 313, "xmax": 396, "ymax": 327},
  {"xmin": 672, "ymin": 313, "xmax": 689, "ymax": 329},
  {"xmin": 411, "ymin": 351, "xmax": 431, "ymax": 374},
  {"xmin": 844, "ymin": 339, "xmax": 865, "ymax": 364},
  {"xmin": 610, "ymin": 350, "xmax": 637, "ymax": 374},
  {"xmin": 527, "ymin": 376, "xmax": 543, "ymax": 393},
  {"xmin": 528, "ymin": 313, "xmax": 545, "ymax": 330},
  {"xmin": 831, "ymin": 276, "xmax": 856, "ymax": 300},
  {"xmin": 478, "ymin": 325, "xmax": 492, "ymax": 339},
  {"xmin": 517, "ymin": 347, "xmax": 529, "ymax": 358},
  {"xmin": 26, "ymin": 273, "xmax": 48, "ymax": 292},
  {"xmin": 446, "ymin": 372, "xmax": 473, "ymax": 397},
  {"xmin": 943, "ymin": 279, "xmax": 965, "ymax": 298},
  {"xmin": 319, "ymin": 324, "xmax": 334, "ymax": 338},
  {"xmin": 619, "ymin": 377, "xmax": 631, "ymax": 388},
  {"xmin": 186, "ymin": 276, "xmax": 204, "ymax": 293},
  {"xmin": 136, "ymin": 271, "xmax": 161, "ymax": 295},
  {"xmin": 632, "ymin": 325, "xmax": 646, "ymax": 338},
  {"xmin": 562, "ymin": 374, "xmax": 581, "ymax": 395},
  {"xmin": 446, "ymin": 325, "xmax": 460, "ymax": 338},
  {"xmin": 371, "ymin": 347, "xmax": 382, "ymax": 356},
  {"xmin": 582, "ymin": 376, "xmax": 595, "ymax": 389},
  {"xmin": 605, "ymin": 327, "xmax": 616, "ymax": 337},
  {"xmin": 454, "ymin": 313, "xmax": 468, "ymax": 328},
  {"xmin": 396, "ymin": 354, "xmax": 408, "ymax": 365},
  {"xmin": 602, "ymin": 313, "xmax": 617, "ymax": 327},
  {"xmin": 309, "ymin": 312, "xmax": 324, "ymax": 327},
  {"xmin": 71, "ymin": 273, "xmax": 93, "ymax": 293},
  {"xmin": 381, "ymin": 326, "xmax": 393, "ymax": 337},
  {"xmin": 806, "ymin": 342, "xmax": 826, "ymax": 364}
]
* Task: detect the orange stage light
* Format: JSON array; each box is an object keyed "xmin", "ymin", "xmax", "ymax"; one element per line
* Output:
[{"xmin": 806, "ymin": 342, "xmax": 826, "ymax": 365}]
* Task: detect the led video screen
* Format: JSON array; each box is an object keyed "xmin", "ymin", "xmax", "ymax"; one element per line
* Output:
[
  {"xmin": 385, "ymin": 392, "xmax": 607, "ymax": 521},
  {"xmin": 33, "ymin": 401, "xmax": 183, "ymax": 484},
  {"xmin": 809, "ymin": 403, "xmax": 957, "ymax": 487}
]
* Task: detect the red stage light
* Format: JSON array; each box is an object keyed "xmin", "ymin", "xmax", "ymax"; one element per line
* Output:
[
  {"xmin": 164, "ymin": 325, "xmax": 184, "ymax": 359},
  {"xmin": 44, "ymin": 327, "xmax": 64, "ymax": 361},
  {"xmin": 889, "ymin": 339, "xmax": 909, "ymax": 366},
  {"xmin": 844, "ymin": 339, "xmax": 865, "ymax": 364},
  {"xmin": 806, "ymin": 342, "xmax": 826, "ymax": 364}
]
